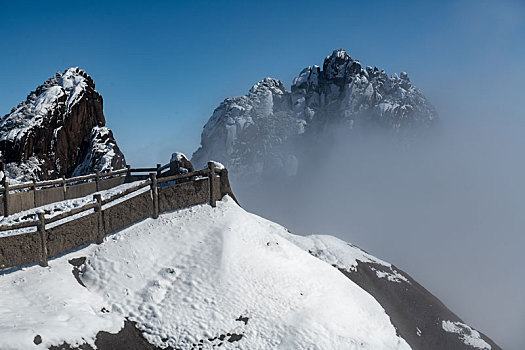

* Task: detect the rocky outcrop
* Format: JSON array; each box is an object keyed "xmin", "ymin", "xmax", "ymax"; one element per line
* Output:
[
  {"xmin": 1, "ymin": 67, "xmax": 126, "ymax": 182},
  {"xmin": 192, "ymin": 49, "xmax": 438, "ymax": 183},
  {"xmin": 192, "ymin": 78, "xmax": 302, "ymax": 183},
  {"xmin": 168, "ymin": 152, "xmax": 194, "ymax": 175}
]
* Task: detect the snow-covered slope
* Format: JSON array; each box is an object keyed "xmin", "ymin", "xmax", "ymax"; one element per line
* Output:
[
  {"xmin": 0, "ymin": 197, "xmax": 409, "ymax": 349},
  {"xmin": 0, "ymin": 197, "xmax": 498, "ymax": 350},
  {"xmin": 286, "ymin": 234, "xmax": 500, "ymax": 350},
  {"xmin": 192, "ymin": 49, "xmax": 438, "ymax": 182},
  {"xmin": 1, "ymin": 67, "xmax": 126, "ymax": 182}
]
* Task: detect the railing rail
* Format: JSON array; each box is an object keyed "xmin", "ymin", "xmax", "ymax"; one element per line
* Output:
[
  {"xmin": 101, "ymin": 180, "xmax": 152, "ymax": 206},
  {"xmin": 0, "ymin": 165, "xmax": 137, "ymax": 217},
  {"xmin": 46, "ymin": 202, "xmax": 98, "ymax": 225},
  {"xmin": 2, "ymin": 166, "xmax": 131, "ymax": 192}
]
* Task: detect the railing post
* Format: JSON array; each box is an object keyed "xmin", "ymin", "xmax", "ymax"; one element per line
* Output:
[
  {"xmin": 94, "ymin": 194, "xmax": 104, "ymax": 244},
  {"xmin": 32, "ymin": 180, "xmax": 37, "ymax": 208},
  {"xmin": 3, "ymin": 176, "xmax": 9, "ymax": 217},
  {"xmin": 61, "ymin": 176, "xmax": 66, "ymax": 200},
  {"xmin": 95, "ymin": 170, "xmax": 100, "ymax": 192},
  {"xmin": 150, "ymin": 173, "xmax": 159, "ymax": 219},
  {"xmin": 37, "ymin": 212, "xmax": 48, "ymax": 267},
  {"xmin": 156, "ymin": 163, "xmax": 162, "ymax": 177},
  {"xmin": 208, "ymin": 162, "xmax": 216, "ymax": 208},
  {"xmin": 126, "ymin": 165, "xmax": 131, "ymax": 182}
]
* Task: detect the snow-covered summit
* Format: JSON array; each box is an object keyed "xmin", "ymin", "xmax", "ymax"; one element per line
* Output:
[
  {"xmin": 1, "ymin": 67, "xmax": 125, "ymax": 181},
  {"xmin": 192, "ymin": 49, "xmax": 438, "ymax": 182}
]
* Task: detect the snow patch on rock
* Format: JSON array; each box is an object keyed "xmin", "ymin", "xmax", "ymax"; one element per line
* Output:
[{"xmin": 442, "ymin": 321, "xmax": 491, "ymax": 350}]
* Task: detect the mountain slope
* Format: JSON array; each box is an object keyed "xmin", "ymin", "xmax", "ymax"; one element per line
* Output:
[
  {"xmin": 0, "ymin": 197, "xmax": 498, "ymax": 349},
  {"xmin": 285, "ymin": 234, "xmax": 500, "ymax": 350},
  {"xmin": 192, "ymin": 49, "xmax": 437, "ymax": 182},
  {"xmin": 1, "ymin": 67, "xmax": 125, "ymax": 181}
]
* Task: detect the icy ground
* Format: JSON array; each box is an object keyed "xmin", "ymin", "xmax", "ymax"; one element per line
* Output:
[{"xmin": 0, "ymin": 196, "xmax": 410, "ymax": 349}]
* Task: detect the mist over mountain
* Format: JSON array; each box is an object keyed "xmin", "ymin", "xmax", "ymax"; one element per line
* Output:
[
  {"xmin": 192, "ymin": 49, "xmax": 437, "ymax": 182},
  {"xmin": 0, "ymin": 68, "xmax": 126, "ymax": 182},
  {"xmin": 191, "ymin": 48, "xmax": 523, "ymax": 349}
]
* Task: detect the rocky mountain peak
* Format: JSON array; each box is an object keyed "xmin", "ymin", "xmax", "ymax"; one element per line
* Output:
[
  {"xmin": 322, "ymin": 48, "xmax": 361, "ymax": 81},
  {"xmin": 193, "ymin": 49, "xmax": 438, "ymax": 182},
  {"xmin": 1, "ymin": 67, "xmax": 125, "ymax": 182},
  {"xmin": 249, "ymin": 77, "xmax": 286, "ymax": 95}
]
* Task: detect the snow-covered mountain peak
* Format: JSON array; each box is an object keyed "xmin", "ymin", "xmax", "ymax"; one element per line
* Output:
[
  {"xmin": 1, "ymin": 67, "xmax": 125, "ymax": 181},
  {"xmin": 192, "ymin": 49, "xmax": 438, "ymax": 182}
]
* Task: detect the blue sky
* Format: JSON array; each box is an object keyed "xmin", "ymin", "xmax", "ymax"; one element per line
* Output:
[{"xmin": 0, "ymin": 0, "xmax": 523, "ymax": 166}]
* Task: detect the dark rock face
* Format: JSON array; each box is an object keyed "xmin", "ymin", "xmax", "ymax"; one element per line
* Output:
[
  {"xmin": 49, "ymin": 320, "xmax": 167, "ymax": 350},
  {"xmin": 0, "ymin": 67, "xmax": 126, "ymax": 181},
  {"xmin": 339, "ymin": 262, "xmax": 501, "ymax": 350}
]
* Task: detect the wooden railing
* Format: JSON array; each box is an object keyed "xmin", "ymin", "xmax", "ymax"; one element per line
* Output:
[
  {"xmin": 0, "ymin": 159, "xmax": 198, "ymax": 217},
  {"xmin": 0, "ymin": 166, "xmax": 132, "ymax": 217},
  {"xmin": 0, "ymin": 162, "xmax": 236, "ymax": 271}
]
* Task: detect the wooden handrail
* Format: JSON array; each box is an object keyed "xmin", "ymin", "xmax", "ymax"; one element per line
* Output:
[
  {"xmin": 0, "ymin": 163, "xmax": 234, "ymax": 271},
  {"xmin": 156, "ymin": 168, "xmax": 209, "ymax": 184},
  {"xmin": 0, "ymin": 180, "xmax": 152, "ymax": 231},
  {"xmin": 101, "ymin": 180, "xmax": 151, "ymax": 206},
  {"xmin": 63, "ymin": 173, "xmax": 97, "ymax": 184},
  {"xmin": 9, "ymin": 178, "xmax": 63, "ymax": 190},
  {"xmin": 46, "ymin": 202, "xmax": 98, "ymax": 224},
  {"xmin": 3, "ymin": 167, "xmax": 129, "ymax": 192},
  {"xmin": 129, "ymin": 161, "xmax": 174, "ymax": 174},
  {"xmin": 0, "ymin": 162, "xmax": 219, "ymax": 229},
  {"xmin": 129, "ymin": 167, "xmax": 158, "ymax": 173},
  {"xmin": 100, "ymin": 167, "xmax": 129, "ymax": 178}
]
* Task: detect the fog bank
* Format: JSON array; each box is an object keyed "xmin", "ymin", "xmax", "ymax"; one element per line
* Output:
[{"xmin": 235, "ymin": 107, "xmax": 525, "ymax": 349}]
